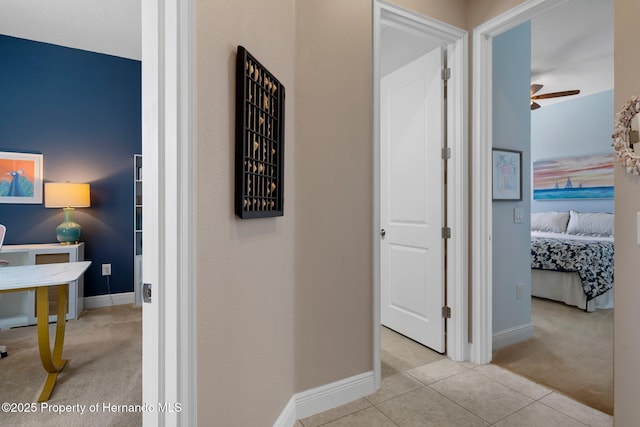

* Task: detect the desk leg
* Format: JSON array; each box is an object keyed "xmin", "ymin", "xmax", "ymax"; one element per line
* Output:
[{"xmin": 36, "ymin": 284, "xmax": 68, "ymax": 402}]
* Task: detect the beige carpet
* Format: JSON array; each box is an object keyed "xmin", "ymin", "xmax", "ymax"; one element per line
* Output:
[
  {"xmin": 492, "ymin": 297, "xmax": 613, "ymax": 415},
  {"xmin": 0, "ymin": 304, "xmax": 141, "ymax": 426}
]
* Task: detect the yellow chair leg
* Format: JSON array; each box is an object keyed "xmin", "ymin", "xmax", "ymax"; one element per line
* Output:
[{"xmin": 36, "ymin": 284, "xmax": 69, "ymax": 402}]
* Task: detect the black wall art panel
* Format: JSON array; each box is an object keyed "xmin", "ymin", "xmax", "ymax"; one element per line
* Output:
[{"xmin": 235, "ymin": 45, "xmax": 285, "ymax": 218}]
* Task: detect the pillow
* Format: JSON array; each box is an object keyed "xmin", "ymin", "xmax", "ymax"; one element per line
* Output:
[
  {"xmin": 566, "ymin": 210, "xmax": 614, "ymax": 237},
  {"xmin": 531, "ymin": 212, "xmax": 570, "ymax": 233}
]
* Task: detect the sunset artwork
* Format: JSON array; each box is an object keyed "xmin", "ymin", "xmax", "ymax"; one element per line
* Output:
[{"xmin": 533, "ymin": 153, "xmax": 614, "ymax": 200}]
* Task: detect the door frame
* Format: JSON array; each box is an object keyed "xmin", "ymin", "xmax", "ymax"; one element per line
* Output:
[
  {"xmin": 373, "ymin": 0, "xmax": 468, "ymax": 389},
  {"xmin": 141, "ymin": 0, "xmax": 197, "ymax": 425},
  {"xmin": 470, "ymin": 0, "xmax": 569, "ymax": 364}
]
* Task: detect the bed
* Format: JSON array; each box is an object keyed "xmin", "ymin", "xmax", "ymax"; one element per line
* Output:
[{"xmin": 530, "ymin": 211, "xmax": 614, "ymax": 312}]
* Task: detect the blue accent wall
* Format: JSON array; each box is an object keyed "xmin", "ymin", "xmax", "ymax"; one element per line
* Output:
[
  {"xmin": 492, "ymin": 21, "xmax": 531, "ymax": 338},
  {"xmin": 531, "ymin": 90, "xmax": 614, "ymax": 213},
  {"xmin": 0, "ymin": 35, "xmax": 141, "ymax": 297}
]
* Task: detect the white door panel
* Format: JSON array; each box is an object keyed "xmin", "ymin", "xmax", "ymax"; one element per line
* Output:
[{"xmin": 381, "ymin": 46, "xmax": 445, "ymax": 353}]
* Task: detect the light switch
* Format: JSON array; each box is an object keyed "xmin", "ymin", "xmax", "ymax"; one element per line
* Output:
[{"xmin": 514, "ymin": 207, "xmax": 524, "ymax": 224}]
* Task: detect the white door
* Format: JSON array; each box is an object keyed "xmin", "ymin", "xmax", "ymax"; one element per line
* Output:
[{"xmin": 380, "ymin": 47, "xmax": 445, "ymax": 353}]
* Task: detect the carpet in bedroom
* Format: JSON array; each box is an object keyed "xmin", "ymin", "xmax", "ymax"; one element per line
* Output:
[{"xmin": 492, "ymin": 296, "xmax": 613, "ymax": 415}]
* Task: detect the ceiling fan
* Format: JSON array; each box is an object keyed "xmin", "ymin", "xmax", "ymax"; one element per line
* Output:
[{"xmin": 530, "ymin": 84, "xmax": 580, "ymax": 110}]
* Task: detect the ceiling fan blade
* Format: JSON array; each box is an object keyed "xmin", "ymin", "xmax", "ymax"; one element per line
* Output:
[
  {"xmin": 530, "ymin": 101, "xmax": 541, "ymax": 110},
  {"xmin": 531, "ymin": 89, "xmax": 580, "ymax": 100},
  {"xmin": 530, "ymin": 84, "xmax": 544, "ymax": 96}
]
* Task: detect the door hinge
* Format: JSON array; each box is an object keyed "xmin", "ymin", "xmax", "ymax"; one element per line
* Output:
[
  {"xmin": 143, "ymin": 283, "xmax": 152, "ymax": 303},
  {"xmin": 441, "ymin": 227, "xmax": 451, "ymax": 239},
  {"xmin": 442, "ymin": 306, "xmax": 451, "ymax": 318},
  {"xmin": 442, "ymin": 67, "xmax": 451, "ymax": 80},
  {"xmin": 441, "ymin": 147, "xmax": 451, "ymax": 159}
]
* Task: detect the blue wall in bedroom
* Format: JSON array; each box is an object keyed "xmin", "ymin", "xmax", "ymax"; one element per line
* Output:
[
  {"xmin": 531, "ymin": 90, "xmax": 614, "ymax": 213},
  {"xmin": 0, "ymin": 35, "xmax": 141, "ymax": 297},
  {"xmin": 492, "ymin": 21, "xmax": 532, "ymax": 339}
]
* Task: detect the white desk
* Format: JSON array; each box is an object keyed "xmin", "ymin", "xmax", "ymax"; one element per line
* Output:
[
  {"xmin": 0, "ymin": 243, "xmax": 84, "ymax": 328},
  {"xmin": 0, "ymin": 261, "xmax": 91, "ymax": 402}
]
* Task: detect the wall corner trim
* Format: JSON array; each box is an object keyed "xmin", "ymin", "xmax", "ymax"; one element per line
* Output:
[
  {"xmin": 492, "ymin": 323, "xmax": 534, "ymax": 351},
  {"xmin": 273, "ymin": 395, "xmax": 297, "ymax": 427},
  {"xmin": 274, "ymin": 371, "xmax": 376, "ymax": 426}
]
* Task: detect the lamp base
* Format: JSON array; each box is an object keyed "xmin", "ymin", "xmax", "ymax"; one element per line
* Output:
[{"xmin": 56, "ymin": 207, "xmax": 82, "ymax": 244}]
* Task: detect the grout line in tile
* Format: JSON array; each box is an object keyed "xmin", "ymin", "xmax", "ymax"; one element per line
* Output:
[
  {"xmin": 487, "ymin": 400, "xmax": 539, "ymax": 426},
  {"xmin": 536, "ymin": 395, "xmax": 602, "ymax": 427},
  {"xmin": 404, "ymin": 361, "xmax": 472, "ymax": 386},
  {"xmin": 379, "ymin": 408, "xmax": 401, "ymax": 427},
  {"xmin": 540, "ymin": 401, "xmax": 593, "ymax": 427},
  {"xmin": 428, "ymin": 370, "xmax": 540, "ymax": 425},
  {"xmin": 419, "ymin": 381, "xmax": 496, "ymax": 425},
  {"xmin": 471, "ymin": 365, "xmax": 554, "ymax": 401},
  {"xmin": 366, "ymin": 383, "xmax": 427, "ymax": 406},
  {"xmin": 315, "ymin": 407, "xmax": 400, "ymax": 427}
]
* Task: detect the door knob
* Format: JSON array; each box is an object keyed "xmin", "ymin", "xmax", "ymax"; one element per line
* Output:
[{"xmin": 380, "ymin": 229, "xmax": 386, "ymax": 237}]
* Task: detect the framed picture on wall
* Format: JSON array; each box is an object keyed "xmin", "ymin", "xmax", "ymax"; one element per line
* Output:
[
  {"xmin": 533, "ymin": 153, "xmax": 614, "ymax": 200},
  {"xmin": 0, "ymin": 151, "xmax": 44, "ymax": 204},
  {"xmin": 492, "ymin": 148, "xmax": 522, "ymax": 201}
]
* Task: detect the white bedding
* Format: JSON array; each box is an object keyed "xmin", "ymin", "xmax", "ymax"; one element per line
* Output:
[
  {"xmin": 531, "ymin": 270, "xmax": 613, "ymax": 312},
  {"xmin": 531, "ymin": 230, "xmax": 613, "ymax": 243}
]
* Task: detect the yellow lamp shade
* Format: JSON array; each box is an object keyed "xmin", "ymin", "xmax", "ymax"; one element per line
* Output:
[
  {"xmin": 44, "ymin": 182, "xmax": 90, "ymax": 244},
  {"xmin": 45, "ymin": 182, "xmax": 91, "ymax": 208}
]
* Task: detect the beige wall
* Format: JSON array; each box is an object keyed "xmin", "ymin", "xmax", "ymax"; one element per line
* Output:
[
  {"xmin": 467, "ymin": 0, "xmax": 526, "ymax": 29},
  {"xmin": 293, "ymin": 0, "xmax": 374, "ymax": 391},
  {"xmin": 391, "ymin": 0, "xmax": 467, "ymax": 28},
  {"xmin": 195, "ymin": 0, "xmax": 296, "ymax": 425},
  {"xmin": 614, "ymin": 1, "xmax": 640, "ymax": 423}
]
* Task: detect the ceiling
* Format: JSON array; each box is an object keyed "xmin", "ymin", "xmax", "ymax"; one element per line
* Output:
[
  {"xmin": 0, "ymin": 0, "xmax": 141, "ymax": 60},
  {"xmin": 0, "ymin": 0, "xmax": 613, "ymax": 106},
  {"xmin": 531, "ymin": 0, "xmax": 614, "ymax": 107}
]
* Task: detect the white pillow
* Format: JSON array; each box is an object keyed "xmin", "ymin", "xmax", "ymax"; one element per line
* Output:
[
  {"xmin": 566, "ymin": 210, "xmax": 614, "ymax": 237},
  {"xmin": 531, "ymin": 212, "xmax": 570, "ymax": 233}
]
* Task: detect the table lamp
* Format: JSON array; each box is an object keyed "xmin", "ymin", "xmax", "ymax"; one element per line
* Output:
[{"xmin": 44, "ymin": 182, "xmax": 91, "ymax": 244}]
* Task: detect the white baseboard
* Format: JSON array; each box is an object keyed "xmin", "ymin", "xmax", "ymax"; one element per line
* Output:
[
  {"xmin": 492, "ymin": 323, "xmax": 534, "ymax": 350},
  {"xmin": 293, "ymin": 371, "xmax": 376, "ymax": 421},
  {"xmin": 274, "ymin": 371, "xmax": 376, "ymax": 426},
  {"xmin": 84, "ymin": 292, "xmax": 135, "ymax": 309},
  {"xmin": 273, "ymin": 395, "xmax": 297, "ymax": 427}
]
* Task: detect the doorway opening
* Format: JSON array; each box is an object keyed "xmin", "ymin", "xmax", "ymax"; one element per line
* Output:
[
  {"xmin": 487, "ymin": 0, "xmax": 614, "ymax": 414},
  {"xmin": 472, "ymin": 0, "xmax": 614, "ymax": 395},
  {"xmin": 372, "ymin": 0, "xmax": 467, "ymax": 389}
]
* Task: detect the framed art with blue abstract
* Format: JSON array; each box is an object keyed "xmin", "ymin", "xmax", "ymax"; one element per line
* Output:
[
  {"xmin": 0, "ymin": 151, "xmax": 43, "ymax": 204},
  {"xmin": 533, "ymin": 153, "xmax": 614, "ymax": 200}
]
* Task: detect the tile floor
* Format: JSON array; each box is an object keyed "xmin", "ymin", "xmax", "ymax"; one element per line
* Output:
[{"xmin": 296, "ymin": 327, "xmax": 612, "ymax": 427}]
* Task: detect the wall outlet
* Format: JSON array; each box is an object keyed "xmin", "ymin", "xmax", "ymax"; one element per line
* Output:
[
  {"xmin": 516, "ymin": 283, "xmax": 524, "ymax": 299},
  {"xmin": 102, "ymin": 263, "xmax": 112, "ymax": 276}
]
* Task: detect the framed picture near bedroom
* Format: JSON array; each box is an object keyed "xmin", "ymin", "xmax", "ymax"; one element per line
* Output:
[
  {"xmin": 492, "ymin": 148, "xmax": 522, "ymax": 201},
  {"xmin": 533, "ymin": 153, "xmax": 614, "ymax": 200}
]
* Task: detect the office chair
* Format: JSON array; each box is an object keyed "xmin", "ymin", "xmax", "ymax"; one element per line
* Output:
[
  {"xmin": 0, "ymin": 224, "xmax": 8, "ymax": 358},
  {"xmin": 0, "ymin": 224, "xmax": 8, "ymax": 265}
]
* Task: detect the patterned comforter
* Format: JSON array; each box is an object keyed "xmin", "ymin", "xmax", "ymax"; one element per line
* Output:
[{"xmin": 531, "ymin": 234, "xmax": 614, "ymax": 301}]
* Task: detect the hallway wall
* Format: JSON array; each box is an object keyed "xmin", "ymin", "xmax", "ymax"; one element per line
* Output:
[
  {"xmin": 195, "ymin": 1, "xmax": 297, "ymax": 425},
  {"xmin": 613, "ymin": 0, "xmax": 640, "ymax": 423}
]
